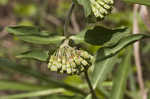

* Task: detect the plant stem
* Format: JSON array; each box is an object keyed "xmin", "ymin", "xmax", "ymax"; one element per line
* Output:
[
  {"xmin": 84, "ymin": 70, "xmax": 98, "ymax": 99},
  {"xmin": 64, "ymin": 3, "xmax": 75, "ymax": 37},
  {"xmin": 133, "ymin": 4, "xmax": 147, "ymax": 99}
]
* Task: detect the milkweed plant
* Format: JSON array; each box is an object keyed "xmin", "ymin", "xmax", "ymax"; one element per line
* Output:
[{"xmin": 5, "ymin": 0, "xmax": 150, "ymax": 99}]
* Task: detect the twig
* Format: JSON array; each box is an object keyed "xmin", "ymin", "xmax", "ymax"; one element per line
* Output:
[
  {"xmin": 64, "ymin": 3, "xmax": 75, "ymax": 37},
  {"xmin": 84, "ymin": 70, "xmax": 98, "ymax": 99},
  {"xmin": 133, "ymin": 4, "xmax": 147, "ymax": 99}
]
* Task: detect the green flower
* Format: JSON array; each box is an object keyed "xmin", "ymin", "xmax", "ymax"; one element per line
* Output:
[
  {"xmin": 48, "ymin": 39, "xmax": 94, "ymax": 75},
  {"xmin": 90, "ymin": 0, "xmax": 114, "ymax": 18}
]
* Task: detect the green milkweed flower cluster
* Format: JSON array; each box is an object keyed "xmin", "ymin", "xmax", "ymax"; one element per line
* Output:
[
  {"xmin": 48, "ymin": 39, "xmax": 94, "ymax": 75},
  {"xmin": 90, "ymin": 0, "xmax": 114, "ymax": 18}
]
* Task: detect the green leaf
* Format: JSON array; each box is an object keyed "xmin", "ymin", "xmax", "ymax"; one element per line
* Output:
[
  {"xmin": 0, "ymin": 88, "xmax": 65, "ymax": 99},
  {"xmin": 85, "ymin": 94, "xmax": 92, "ymax": 99},
  {"xmin": 96, "ymin": 34, "xmax": 150, "ymax": 61},
  {"xmin": 85, "ymin": 83, "xmax": 111, "ymax": 99},
  {"xmin": 76, "ymin": 0, "xmax": 91, "ymax": 17},
  {"xmin": 70, "ymin": 25, "xmax": 92, "ymax": 44},
  {"xmin": 16, "ymin": 50, "xmax": 49, "ymax": 62},
  {"xmin": 0, "ymin": 80, "xmax": 49, "ymax": 91},
  {"xmin": 123, "ymin": 0, "xmax": 150, "ymax": 6},
  {"xmin": 91, "ymin": 34, "xmax": 150, "ymax": 90},
  {"xmin": 84, "ymin": 26, "xmax": 129, "ymax": 46},
  {"xmin": 71, "ymin": 25, "xmax": 129, "ymax": 46},
  {"xmin": 44, "ymin": 95, "xmax": 83, "ymax": 99},
  {"xmin": 16, "ymin": 35, "xmax": 65, "ymax": 45},
  {"xmin": 110, "ymin": 49, "xmax": 132, "ymax": 99},
  {"xmin": 6, "ymin": 26, "xmax": 41, "ymax": 36},
  {"xmin": 126, "ymin": 91, "xmax": 141, "ymax": 99},
  {"xmin": 6, "ymin": 26, "xmax": 53, "ymax": 36},
  {"xmin": 0, "ymin": 59, "xmax": 61, "ymax": 87},
  {"xmin": 0, "ymin": 58, "xmax": 86, "ymax": 96},
  {"xmin": 6, "ymin": 26, "xmax": 65, "ymax": 45},
  {"xmin": 92, "ymin": 56, "xmax": 118, "ymax": 89}
]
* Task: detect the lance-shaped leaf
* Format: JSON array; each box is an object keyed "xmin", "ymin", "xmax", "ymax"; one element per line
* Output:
[
  {"xmin": 15, "ymin": 35, "xmax": 65, "ymax": 45},
  {"xmin": 6, "ymin": 26, "xmax": 65, "ymax": 45},
  {"xmin": 71, "ymin": 25, "xmax": 129, "ymax": 46},
  {"xmin": 16, "ymin": 50, "xmax": 49, "ymax": 62},
  {"xmin": 110, "ymin": 49, "xmax": 132, "ymax": 99},
  {"xmin": 91, "ymin": 34, "xmax": 150, "ymax": 89},
  {"xmin": 0, "ymin": 80, "xmax": 49, "ymax": 91},
  {"xmin": 6, "ymin": 26, "xmax": 42, "ymax": 36},
  {"xmin": 84, "ymin": 26, "xmax": 129, "ymax": 46},
  {"xmin": 96, "ymin": 34, "xmax": 150, "ymax": 61},
  {"xmin": 0, "ymin": 88, "xmax": 65, "ymax": 99},
  {"xmin": 0, "ymin": 58, "xmax": 86, "ymax": 96},
  {"xmin": 124, "ymin": 0, "xmax": 150, "ymax": 6},
  {"xmin": 92, "ymin": 56, "xmax": 118, "ymax": 89}
]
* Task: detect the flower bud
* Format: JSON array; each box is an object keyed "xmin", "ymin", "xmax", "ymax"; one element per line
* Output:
[
  {"xmin": 90, "ymin": 0, "xmax": 114, "ymax": 18},
  {"xmin": 67, "ymin": 68, "xmax": 72, "ymax": 74},
  {"xmin": 82, "ymin": 60, "xmax": 89, "ymax": 66},
  {"xmin": 50, "ymin": 65, "xmax": 58, "ymax": 71}
]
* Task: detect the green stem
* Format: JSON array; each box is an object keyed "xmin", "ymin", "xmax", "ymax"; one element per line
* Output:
[
  {"xmin": 84, "ymin": 70, "xmax": 98, "ymax": 99},
  {"xmin": 60, "ymin": 39, "xmax": 70, "ymax": 48},
  {"xmin": 64, "ymin": 3, "xmax": 75, "ymax": 37}
]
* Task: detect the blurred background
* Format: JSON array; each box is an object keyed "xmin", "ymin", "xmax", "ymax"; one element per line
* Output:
[{"xmin": 0, "ymin": 0, "xmax": 150, "ymax": 99}]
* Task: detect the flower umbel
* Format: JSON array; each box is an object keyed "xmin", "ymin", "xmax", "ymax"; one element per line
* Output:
[
  {"xmin": 48, "ymin": 39, "xmax": 94, "ymax": 75},
  {"xmin": 90, "ymin": 0, "xmax": 114, "ymax": 18}
]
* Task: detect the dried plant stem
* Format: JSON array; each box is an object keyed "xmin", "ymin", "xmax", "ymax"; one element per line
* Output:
[
  {"xmin": 84, "ymin": 70, "xmax": 98, "ymax": 99},
  {"xmin": 133, "ymin": 4, "xmax": 147, "ymax": 99}
]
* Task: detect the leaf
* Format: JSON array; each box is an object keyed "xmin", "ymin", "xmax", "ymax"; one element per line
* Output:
[
  {"xmin": 6, "ymin": 26, "xmax": 41, "ymax": 36},
  {"xmin": 0, "ymin": 80, "xmax": 49, "ymax": 91},
  {"xmin": 85, "ymin": 94, "xmax": 92, "ymax": 99},
  {"xmin": 17, "ymin": 35, "xmax": 65, "ymax": 45},
  {"xmin": 0, "ymin": 58, "xmax": 86, "ymax": 96},
  {"xmin": 0, "ymin": 59, "xmax": 60, "ymax": 87},
  {"xmin": 76, "ymin": 0, "xmax": 91, "ymax": 17},
  {"xmin": 96, "ymin": 34, "xmax": 150, "ymax": 61},
  {"xmin": 84, "ymin": 26, "xmax": 129, "ymax": 46},
  {"xmin": 91, "ymin": 34, "xmax": 150, "ymax": 90},
  {"xmin": 16, "ymin": 50, "xmax": 49, "ymax": 62},
  {"xmin": 110, "ymin": 49, "xmax": 131, "ymax": 99},
  {"xmin": 63, "ymin": 75, "xmax": 83, "ymax": 86},
  {"xmin": 85, "ymin": 83, "xmax": 110, "ymax": 99},
  {"xmin": 6, "ymin": 26, "xmax": 65, "ymax": 45},
  {"xmin": 70, "ymin": 25, "xmax": 93, "ymax": 44},
  {"xmin": 71, "ymin": 25, "xmax": 129, "ymax": 46},
  {"xmin": 123, "ymin": 0, "xmax": 150, "ymax": 6},
  {"xmin": 44, "ymin": 95, "xmax": 83, "ymax": 99},
  {"xmin": 0, "ymin": 88, "xmax": 65, "ymax": 99},
  {"xmin": 92, "ymin": 56, "xmax": 118, "ymax": 89}
]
